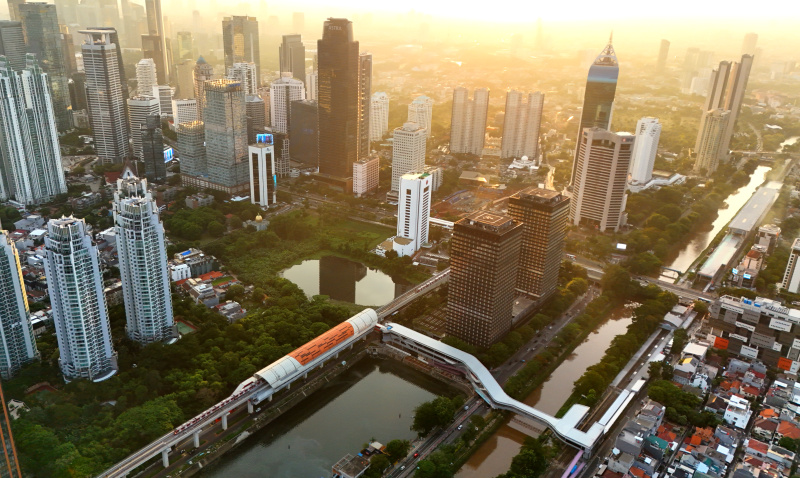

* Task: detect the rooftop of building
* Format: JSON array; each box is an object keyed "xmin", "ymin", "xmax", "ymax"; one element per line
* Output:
[
  {"xmin": 460, "ymin": 211, "xmax": 518, "ymax": 233},
  {"xmin": 728, "ymin": 186, "xmax": 780, "ymax": 234}
]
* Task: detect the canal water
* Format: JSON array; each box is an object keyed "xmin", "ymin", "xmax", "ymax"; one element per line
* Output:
[
  {"xmin": 281, "ymin": 255, "xmax": 411, "ymax": 306},
  {"xmin": 204, "ymin": 358, "xmax": 453, "ymax": 478},
  {"xmin": 778, "ymin": 136, "xmax": 799, "ymax": 153},
  {"xmin": 455, "ymin": 307, "xmax": 634, "ymax": 478}
]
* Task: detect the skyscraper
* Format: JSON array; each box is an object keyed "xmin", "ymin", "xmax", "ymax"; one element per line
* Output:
[
  {"xmin": 0, "ymin": 55, "xmax": 67, "ymax": 205},
  {"xmin": 407, "ymin": 95, "xmax": 433, "ymax": 138},
  {"xmin": 245, "ymin": 94, "xmax": 266, "ymax": 144},
  {"xmin": 396, "ymin": 172, "xmax": 432, "ymax": 254},
  {"xmin": 141, "ymin": 115, "xmax": 165, "ymax": 181},
  {"xmin": 657, "ymin": 39, "xmax": 670, "ymax": 72},
  {"xmin": 279, "ymin": 34, "xmax": 305, "ymax": 84},
  {"xmin": 193, "ymin": 56, "xmax": 213, "ymax": 121},
  {"xmin": 694, "ymin": 109, "xmax": 730, "ymax": 174},
  {"xmin": 370, "ymin": 92, "xmax": 389, "ymax": 141},
  {"xmin": 782, "ymin": 238, "xmax": 800, "ymax": 294},
  {"xmin": 7, "ymin": 0, "xmax": 23, "ymax": 21},
  {"xmin": 0, "ymin": 223, "xmax": 39, "ymax": 379},
  {"xmin": 81, "ymin": 28, "xmax": 129, "ymax": 163},
  {"xmin": 222, "ymin": 16, "xmax": 260, "ymax": 86},
  {"xmin": 316, "ymin": 18, "xmax": 360, "ymax": 186},
  {"xmin": 391, "ymin": 122, "xmax": 426, "ymax": 192},
  {"xmin": 570, "ymin": 128, "xmax": 633, "ymax": 232},
  {"xmin": 447, "ymin": 211, "xmax": 523, "ymax": 348},
  {"xmin": 306, "ymin": 71, "xmax": 317, "ymax": 100},
  {"xmin": 629, "ymin": 117, "xmax": 662, "ymax": 185},
  {"xmin": 227, "ymin": 62, "xmax": 258, "ymax": 95},
  {"xmin": 508, "ymin": 188, "xmax": 569, "ymax": 302},
  {"xmin": 0, "ymin": 21, "xmax": 25, "ymax": 71},
  {"xmin": 135, "ymin": 58, "xmax": 158, "ymax": 96},
  {"xmin": 141, "ymin": 34, "xmax": 167, "ymax": 86},
  {"xmin": 44, "ymin": 217, "xmax": 118, "ymax": 382},
  {"xmin": 176, "ymin": 31, "xmax": 193, "ymax": 60},
  {"xmin": 501, "ymin": 90, "xmax": 544, "ymax": 160},
  {"xmin": 127, "ymin": 95, "xmax": 160, "ymax": 160},
  {"xmin": 204, "ymin": 79, "xmax": 249, "ymax": 193},
  {"xmin": 269, "ymin": 74, "xmax": 305, "ymax": 134},
  {"xmin": 571, "ymin": 37, "xmax": 618, "ymax": 182},
  {"xmin": 114, "ymin": 176, "xmax": 174, "ymax": 345},
  {"xmin": 144, "ymin": 0, "xmax": 168, "ymax": 83},
  {"xmin": 153, "ymin": 84, "xmax": 172, "ymax": 116},
  {"xmin": 175, "ymin": 59, "xmax": 195, "ymax": 99},
  {"xmin": 450, "ymin": 87, "xmax": 489, "ymax": 156},
  {"xmin": 19, "ymin": 3, "xmax": 72, "ymax": 131},
  {"xmin": 249, "ymin": 139, "xmax": 276, "ymax": 207},
  {"xmin": 742, "ymin": 32, "xmax": 758, "ymax": 56},
  {"xmin": 358, "ymin": 52, "xmax": 372, "ymax": 159},
  {"xmin": 177, "ymin": 120, "xmax": 206, "ymax": 181},
  {"xmin": 289, "ymin": 99, "xmax": 318, "ymax": 167}
]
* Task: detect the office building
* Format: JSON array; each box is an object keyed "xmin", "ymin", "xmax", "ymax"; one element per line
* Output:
[
  {"xmin": 570, "ymin": 128, "xmax": 633, "ymax": 232},
  {"xmin": 204, "ymin": 79, "xmax": 249, "ymax": 193},
  {"xmin": 316, "ymin": 18, "xmax": 359, "ymax": 186},
  {"xmin": 657, "ymin": 39, "xmax": 670, "ymax": 71},
  {"xmin": 0, "ymin": 224, "xmax": 39, "ymax": 380},
  {"xmin": 269, "ymin": 74, "xmax": 305, "ymax": 133},
  {"xmin": 177, "ymin": 120, "xmax": 205, "ymax": 180},
  {"xmin": 391, "ymin": 122, "xmax": 426, "ymax": 192},
  {"xmin": 19, "ymin": 3, "xmax": 72, "ymax": 131},
  {"xmin": 358, "ymin": 52, "xmax": 372, "ymax": 159},
  {"xmin": 408, "ymin": 95, "xmax": 433, "ymax": 138},
  {"xmin": 0, "ymin": 21, "xmax": 25, "ymax": 71},
  {"xmin": 141, "ymin": 34, "xmax": 167, "ymax": 86},
  {"xmin": 114, "ymin": 177, "xmax": 174, "ymax": 345},
  {"xmin": 782, "ymin": 238, "xmax": 800, "ymax": 293},
  {"xmin": 508, "ymin": 188, "xmax": 569, "ymax": 302},
  {"xmin": 306, "ymin": 71, "xmax": 317, "ymax": 100},
  {"xmin": 248, "ymin": 139, "xmax": 276, "ymax": 207},
  {"xmin": 0, "ymin": 55, "xmax": 67, "ymax": 205},
  {"xmin": 227, "ymin": 62, "xmax": 258, "ymax": 95},
  {"xmin": 172, "ymin": 98, "xmax": 197, "ymax": 126},
  {"xmin": 450, "ymin": 87, "xmax": 489, "ymax": 156},
  {"xmin": 175, "ymin": 59, "xmax": 195, "ymax": 99},
  {"xmin": 289, "ymin": 99, "xmax": 318, "ymax": 167},
  {"xmin": 571, "ymin": 37, "xmax": 618, "ymax": 182},
  {"xmin": 222, "ymin": 16, "xmax": 260, "ymax": 86},
  {"xmin": 501, "ymin": 90, "xmax": 544, "ymax": 160},
  {"xmin": 153, "ymin": 84, "xmax": 172, "ymax": 116},
  {"xmin": 447, "ymin": 211, "xmax": 523, "ymax": 348},
  {"xmin": 81, "ymin": 28, "xmax": 129, "ymax": 164},
  {"xmin": 279, "ymin": 34, "xmax": 305, "ymax": 84},
  {"xmin": 176, "ymin": 31, "xmax": 193, "ymax": 60},
  {"xmin": 245, "ymin": 95, "xmax": 266, "ymax": 144},
  {"xmin": 144, "ymin": 0, "xmax": 168, "ymax": 82},
  {"xmin": 136, "ymin": 58, "xmax": 157, "ymax": 96},
  {"xmin": 59, "ymin": 25, "xmax": 76, "ymax": 76},
  {"xmin": 370, "ymin": 92, "xmax": 389, "ymax": 141},
  {"xmin": 742, "ymin": 33, "xmax": 758, "ymax": 56},
  {"xmin": 193, "ymin": 57, "xmax": 214, "ymax": 121},
  {"xmin": 353, "ymin": 157, "xmax": 379, "ymax": 197},
  {"xmin": 69, "ymin": 71, "xmax": 87, "ymax": 111},
  {"xmin": 44, "ymin": 217, "xmax": 118, "ymax": 382},
  {"xmin": 694, "ymin": 109, "xmax": 731, "ymax": 174},
  {"xmin": 141, "ymin": 115, "xmax": 165, "ymax": 181},
  {"xmin": 629, "ymin": 117, "xmax": 662, "ymax": 185},
  {"xmin": 396, "ymin": 172, "xmax": 432, "ymax": 254},
  {"xmin": 127, "ymin": 95, "xmax": 160, "ymax": 160}
]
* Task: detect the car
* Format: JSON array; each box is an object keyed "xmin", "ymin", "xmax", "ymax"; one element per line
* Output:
[
  {"xmin": 413, "ymin": 453, "xmax": 420, "ymax": 458},
  {"xmin": 400, "ymin": 466, "xmax": 406, "ymax": 471},
  {"xmin": 464, "ymin": 405, "xmax": 469, "ymax": 410},
  {"xmin": 457, "ymin": 425, "xmax": 463, "ymax": 430}
]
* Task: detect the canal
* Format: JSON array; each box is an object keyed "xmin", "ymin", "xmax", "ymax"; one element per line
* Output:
[
  {"xmin": 203, "ymin": 358, "xmax": 454, "ymax": 478},
  {"xmin": 455, "ymin": 306, "xmax": 635, "ymax": 478}
]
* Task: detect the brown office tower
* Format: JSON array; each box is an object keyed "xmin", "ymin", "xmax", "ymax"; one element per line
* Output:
[
  {"xmin": 447, "ymin": 211, "xmax": 523, "ymax": 348},
  {"xmin": 508, "ymin": 188, "xmax": 570, "ymax": 302},
  {"xmin": 0, "ymin": 380, "xmax": 22, "ymax": 477}
]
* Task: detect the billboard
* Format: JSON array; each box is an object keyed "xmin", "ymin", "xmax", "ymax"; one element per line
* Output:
[
  {"xmin": 256, "ymin": 133, "xmax": 274, "ymax": 145},
  {"xmin": 163, "ymin": 147, "xmax": 174, "ymax": 163}
]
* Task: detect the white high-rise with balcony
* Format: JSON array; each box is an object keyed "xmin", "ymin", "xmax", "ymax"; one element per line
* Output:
[
  {"xmin": 391, "ymin": 122, "xmax": 427, "ymax": 193},
  {"xmin": 44, "ymin": 217, "xmax": 118, "ymax": 382},
  {"xmin": 408, "ymin": 95, "xmax": 434, "ymax": 138},
  {"xmin": 396, "ymin": 172, "xmax": 432, "ymax": 255},
  {"xmin": 172, "ymin": 98, "xmax": 197, "ymax": 125},
  {"xmin": 227, "ymin": 62, "xmax": 258, "ymax": 95},
  {"xmin": 629, "ymin": 117, "xmax": 661, "ymax": 185},
  {"xmin": 127, "ymin": 95, "xmax": 160, "ymax": 160},
  {"xmin": 269, "ymin": 74, "xmax": 305, "ymax": 134},
  {"xmin": 114, "ymin": 177, "xmax": 174, "ymax": 345},
  {"xmin": 370, "ymin": 92, "xmax": 389, "ymax": 141},
  {"xmin": 136, "ymin": 58, "xmax": 158, "ymax": 96}
]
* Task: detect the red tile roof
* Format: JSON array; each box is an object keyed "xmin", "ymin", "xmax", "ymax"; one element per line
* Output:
[
  {"xmin": 778, "ymin": 421, "xmax": 800, "ymax": 440},
  {"xmin": 748, "ymin": 439, "xmax": 769, "ymax": 454}
]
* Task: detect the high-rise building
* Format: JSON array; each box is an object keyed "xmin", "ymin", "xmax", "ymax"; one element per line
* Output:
[
  {"xmin": 127, "ymin": 95, "xmax": 160, "ymax": 160},
  {"xmin": 248, "ymin": 138, "xmax": 276, "ymax": 207},
  {"xmin": 177, "ymin": 120, "xmax": 205, "ymax": 180},
  {"xmin": 245, "ymin": 94, "xmax": 266, "ymax": 144},
  {"xmin": 408, "ymin": 95, "xmax": 433, "ymax": 138},
  {"xmin": 279, "ymin": 34, "xmax": 305, "ymax": 84},
  {"xmin": 141, "ymin": 115, "xmax": 165, "ymax": 181},
  {"xmin": 508, "ymin": 188, "xmax": 569, "ymax": 302},
  {"xmin": 694, "ymin": 109, "xmax": 731, "ymax": 175},
  {"xmin": 141, "ymin": 34, "xmax": 167, "ymax": 85},
  {"xmin": 629, "ymin": 117, "xmax": 662, "ymax": 185},
  {"xmin": 501, "ymin": 90, "xmax": 544, "ymax": 160},
  {"xmin": 152, "ymin": 84, "xmax": 172, "ymax": 116},
  {"xmin": 370, "ymin": 92, "xmax": 389, "ymax": 141},
  {"xmin": 782, "ymin": 238, "xmax": 800, "ymax": 293},
  {"xmin": 450, "ymin": 87, "xmax": 489, "ymax": 156},
  {"xmin": 44, "ymin": 217, "xmax": 118, "ymax": 382},
  {"xmin": 81, "ymin": 28, "xmax": 129, "ymax": 164},
  {"xmin": 144, "ymin": 0, "xmax": 168, "ymax": 82},
  {"xmin": 0, "ymin": 21, "xmax": 25, "ymax": 71},
  {"xmin": 193, "ymin": 56, "xmax": 214, "ymax": 121},
  {"xmin": 742, "ymin": 32, "xmax": 758, "ymax": 56},
  {"xmin": 7, "ymin": 0, "xmax": 23, "ymax": 21},
  {"xmin": 571, "ymin": 37, "xmax": 618, "ymax": 183},
  {"xmin": 353, "ymin": 157, "xmax": 379, "ymax": 197},
  {"xmin": 114, "ymin": 176, "xmax": 173, "ymax": 345},
  {"xmin": 391, "ymin": 122, "xmax": 426, "ymax": 192},
  {"xmin": 396, "ymin": 172, "xmax": 432, "ymax": 254},
  {"xmin": 172, "ymin": 98, "xmax": 197, "ymax": 126},
  {"xmin": 175, "ymin": 59, "xmax": 195, "ymax": 99},
  {"xmin": 176, "ymin": 31, "xmax": 193, "ymax": 60},
  {"xmin": 19, "ymin": 3, "xmax": 72, "ymax": 131},
  {"xmin": 0, "ymin": 378, "xmax": 22, "ymax": 477},
  {"xmin": 59, "ymin": 25, "xmax": 77, "ymax": 76},
  {"xmin": 447, "ymin": 211, "xmax": 523, "ymax": 348},
  {"xmin": 657, "ymin": 39, "xmax": 670, "ymax": 72},
  {"xmin": 136, "ymin": 58, "xmax": 157, "ymax": 96},
  {"xmin": 269, "ymin": 74, "xmax": 305, "ymax": 134},
  {"xmin": 306, "ymin": 71, "xmax": 317, "ymax": 100},
  {"xmin": 289, "ymin": 99, "xmax": 318, "ymax": 167},
  {"xmin": 570, "ymin": 128, "xmax": 633, "ymax": 232},
  {"xmin": 0, "ymin": 224, "xmax": 39, "ymax": 380},
  {"xmin": 222, "ymin": 16, "xmax": 260, "ymax": 86},
  {"xmin": 317, "ymin": 18, "xmax": 359, "ymax": 186},
  {"xmin": 204, "ymin": 79, "xmax": 249, "ymax": 193},
  {"xmin": 358, "ymin": 52, "xmax": 372, "ymax": 159},
  {"xmin": 227, "ymin": 62, "xmax": 258, "ymax": 95},
  {"xmin": 69, "ymin": 71, "xmax": 88, "ymax": 111}
]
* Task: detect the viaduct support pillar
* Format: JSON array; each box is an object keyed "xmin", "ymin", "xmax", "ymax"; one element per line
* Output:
[
  {"xmin": 222, "ymin": 413, "xmax": 228, "ymax": 430},
  {"xmin": 193, "ymin": 431, "xmax": 200, "ymax": 448},
  {"xmin": 161, "ymin": 448, "xmax": 170, "ymax": 468},
  {"xmin": 248, "ymin": 401, "xmax": 254, "ymax": 414}
]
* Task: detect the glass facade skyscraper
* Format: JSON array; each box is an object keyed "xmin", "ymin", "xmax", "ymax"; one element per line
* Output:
[{"xmin": 222, "ymin": 16, "xmax": 260, "ymax": 86}]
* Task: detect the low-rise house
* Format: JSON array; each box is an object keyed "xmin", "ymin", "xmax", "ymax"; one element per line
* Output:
[
  {"xmin": 724, "ymin": 395, "xmax": 752, "ymax": 429},
  {"xmin": 745, "ymin": 438, "xmax": 769, "ymax": 458},
  {"xmin": 753, "ymin": 417, "xmax": 778, "ymax": 441},
  {"xmin": 776, "ymin": 420, "xmax": 800, "ymax": 440},
  {"xmin": 766, "ymin": 444, "xmax": 795, "ymax": 468}
]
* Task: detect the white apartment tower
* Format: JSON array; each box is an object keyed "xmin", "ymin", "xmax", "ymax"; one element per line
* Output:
[
  {"xmin": 0, "ymin": 54, "xmax": 67, "ymax": 204},
  {"xmin": 782, "ymin": 238, "xmax": 800, "ymax": 294},
  {"xmin": 391, "ymin": 122, "xmax": 427, "ymax": 192},
  {"xmin": 353, "ymin": 157, "xmax": 379, "ymax": 197},
  {"xmin": 135, "ymin": 58, "xmax": 157, "ymax": 96},
  {"xmin": 396, "ymin": 172, "xmax": 432, "ymax": 255},
  {"xmin": 172, "ymin": 98, "xmax": 197, "ymax": 125},
  {"xmin": 269, "ymin": 74, "xmax": 305, "ymax": 134},
  {"xmin": 0, "ymin": 223, "xmax": 39, "ymax": 379},
  {"xmin": 227, "ymin": 62, "xmax": 258, "ymax": 95},
  {"xmin": 501, "ymin": 90, "xmax": 544, "ymax": 160},
  {"xmin": 44, "ymin": 217, "xmax": 118, "ymax": 382},
  {"xmin": 127, "ymin": 95, "xmax": 160, "ymax": 160},
  {"xmin": 629, "ymin": 117, "xmax": 662, "ymax": 185},
  {"xmin": 450, "ymin": 87, "xmax": 489, "ymax": 155},
  {"xmin": 408, "ymin": 95, "xmax": 434, "ymax": 138},
  {"xmin": 570, "ymin": 128, "xmax": 633, "ymax": 232},
  {"xmin": 114, "ymin": 177, "xmax": 174, "ymax": 345},
  {"xmin": 370, "ymin": 92, "xmax": 389, "ymax": 141},
  {"xmin": 248, "ymin": 141, "xmax": 276, "ymax": 207}
]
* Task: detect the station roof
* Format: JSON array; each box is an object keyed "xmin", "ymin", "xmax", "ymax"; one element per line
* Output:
[{"xmin": 729, "ymin": 187, "xmax": 779, "ymax": 234}]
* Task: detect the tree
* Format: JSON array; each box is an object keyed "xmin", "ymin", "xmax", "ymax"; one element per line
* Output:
[
  {"xmin": 208, "ymin": 220, "xmax": 226, "ymax": 236},
  {"xmin": 412, "ymin": 396, "xmax": 456, "ymax": 436},
  {"xmin": 778, "ymin": 436, "xmax": 799, "ymax": 452},
  {"xmin": 225, "ymin": 284, "xmax": 245, "ymax": 302},
  {"xmin": 363, "ymin": 454, "xmax": 392, "ymax": 478},
  {"xmin": 693, "ymin": 300, "xmax": 709, "ymax": 315},
  {"xmin": 386, "ymin": 439, "xmax": 411, "ymax": 460}
]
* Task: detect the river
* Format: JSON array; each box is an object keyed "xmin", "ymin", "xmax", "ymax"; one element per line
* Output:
[
  {"xmin": 778, "ymin": 136, "xmax": 799, "ymax": 153},
  {"xmin": 455, "ymin": 306, "xmax": 635, "ymax": 478}
]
